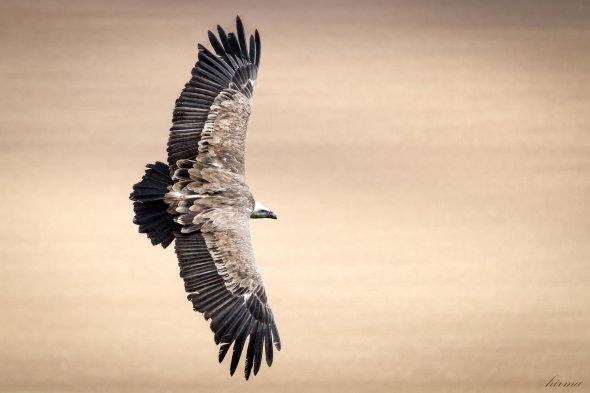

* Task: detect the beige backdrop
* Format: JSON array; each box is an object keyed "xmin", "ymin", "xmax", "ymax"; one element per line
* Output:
[{"xmin": 1, "ymin": 1, "xmax": 589, "ymax": 392}]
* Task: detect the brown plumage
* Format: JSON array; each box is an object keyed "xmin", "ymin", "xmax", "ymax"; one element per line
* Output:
[{"xmin": 130, "ymin": 16, "xmax": 280, "ymax": 379}]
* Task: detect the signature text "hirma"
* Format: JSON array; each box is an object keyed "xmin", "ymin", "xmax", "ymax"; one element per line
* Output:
[{"xmin": 546, "ymin": 376, "xmax": 582, "ymax": 388}]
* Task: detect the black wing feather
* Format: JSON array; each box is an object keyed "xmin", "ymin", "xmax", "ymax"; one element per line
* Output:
[
  {"xmin": 208, "ymin": 31, "xmax": 225, "ymax": 57},
  {"xmin": 227, "ymin": 33, "xmax": 243, "ymax": 65},
  {"xmin": 252, "ymin": 323, "xmax": 264, "ymax": 375},
  {"xmin": 249, "ymin": 35, "xmax": 256, "ymax": 63},
  {"xmin": 244, "ymin": 321, "xmax": 261, "ymax": 379},
  {"xmin": 217, "ymin": 25, "xmax": 231, "ymax": 52},
  {"xmin": 254, "ymin": 30, "xmax": 261, "ymax": 67},
  {"xmin": 230, "ymin": 320, "xmax": 252, "ymax": 376},
  {"xmin": 236, "ymin": 16, "xmax": 249, "ymax": 59}
]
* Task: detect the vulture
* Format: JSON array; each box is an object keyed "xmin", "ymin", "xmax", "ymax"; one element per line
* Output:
[{"xmin": 129, "ymin": 16, "xmax": 281, "ymax": 379}]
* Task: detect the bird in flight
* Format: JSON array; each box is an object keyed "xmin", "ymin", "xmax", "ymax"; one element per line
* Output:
[{"xmin": 129, "ymin": 16, "xmax": 281, "ymax": 379}]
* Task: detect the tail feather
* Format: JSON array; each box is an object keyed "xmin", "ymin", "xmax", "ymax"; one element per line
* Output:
[{"xmin": 130, "ymin": 161, "xmax": 178, "ymax": 248}]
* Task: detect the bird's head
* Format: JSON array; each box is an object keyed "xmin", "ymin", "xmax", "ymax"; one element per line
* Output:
[{"xmin": 251, "ymin": 201, "xmax": 277, "ymax": 219}]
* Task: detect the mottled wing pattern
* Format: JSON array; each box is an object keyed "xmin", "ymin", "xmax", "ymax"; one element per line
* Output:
[{"xmin": 168, "ymin": 17, "xmax": 281, "ymax": 379}]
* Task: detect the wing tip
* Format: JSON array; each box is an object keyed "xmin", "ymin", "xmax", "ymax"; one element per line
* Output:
[
  {"xmin": 214, "ymin": 317, "xmax": 280, "ymax": 379},
  {"xmin": 206, "ymin": 17, "xmax": 259, "ymax": 63}
]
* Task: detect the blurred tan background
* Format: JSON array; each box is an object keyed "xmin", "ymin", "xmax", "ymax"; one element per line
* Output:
[{"xmin": 1, "ymin": 0, "xmax": 589, "ymax": 392}]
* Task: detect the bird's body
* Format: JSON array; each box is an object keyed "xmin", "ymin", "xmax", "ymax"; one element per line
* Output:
[{"xmin": 130, "ymin": 17, "xmax": 280, "ymax": 379}]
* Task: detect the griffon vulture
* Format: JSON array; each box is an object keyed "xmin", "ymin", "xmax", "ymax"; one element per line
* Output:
[{"xmin": 129, "ymin": 16, "xmax": 281, "ymax": 379}]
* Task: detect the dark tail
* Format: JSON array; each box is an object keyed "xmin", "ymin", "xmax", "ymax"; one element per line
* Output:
[{"xmin": 130, "ymin": 161, "xmax": 179, "ymax": 248}]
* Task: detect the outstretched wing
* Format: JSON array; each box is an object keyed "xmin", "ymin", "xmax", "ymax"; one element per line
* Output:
[
  {"xmin": 167, "ymin": 15, "xmax": 260, "ymax": 175},
  {"xmin": 175, "ymin": 211, "xmax": 281, "ymax": 379},
  {"xmin": 168, "ymin": 18, "xmax": 280, "ymax": 379}
]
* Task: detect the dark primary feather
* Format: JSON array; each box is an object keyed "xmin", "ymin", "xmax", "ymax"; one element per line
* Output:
[
  {"xmin": 217, "ymin": 25, "xmax": 231, "ymax": 53},
  {"xmin": 248, "ymin": 35, "xmax": 256, "ymax": 64},
  {"xmin": 236, "ymin": 16, "xmax": 249, "ymax": 59},
  {"xmin": 254, "ymin": 30, "xmax": 261, "ymax": 67},
  {"xmin": 167, "ymin": 16, "xmax": 260, "ymax": 175}
]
